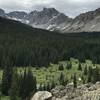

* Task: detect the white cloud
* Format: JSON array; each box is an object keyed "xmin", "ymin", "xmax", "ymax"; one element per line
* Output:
[{"xmin": 0, "ymin": 0, "xmax": 100, "ymax": 17}]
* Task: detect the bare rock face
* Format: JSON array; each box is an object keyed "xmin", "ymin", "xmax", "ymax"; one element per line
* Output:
[
  {"xmin": 0, "ymin": 9, "xmax": 5, "ymax": 17},
  {"xmin": 0, "ymin": 7, "xmax": 72, "ymax": 32},
  {"xmin": 51, "ymin": 82, "xmax": 100, "ymax": 100},
  {"xmin": 63, "ymin": 8, "xmax": 100, "ymax": 33},
  {"xmin": 31, "ymin": 91, "xmax": 52, "ymax": 100},
  {"xmin": 1, "ymin": 7, "xmax": 100, "ymax": 33}
]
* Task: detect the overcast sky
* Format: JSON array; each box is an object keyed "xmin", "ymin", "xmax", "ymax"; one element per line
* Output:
[{"xmin": 0, "ymin": 0, "xmax": 100, "ymax": 17}]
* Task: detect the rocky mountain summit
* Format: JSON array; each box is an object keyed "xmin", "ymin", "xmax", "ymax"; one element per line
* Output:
[
  {"xmin": 1, "ymin": 7, "xmax": 100, "ymax": 32},
  {"xmin": 31, "ymin": 82, "xmax": 100, "ymax": 100},
  {"xmin": 0, "ymin": 8, "xmax": 72, "ymax": 31}
]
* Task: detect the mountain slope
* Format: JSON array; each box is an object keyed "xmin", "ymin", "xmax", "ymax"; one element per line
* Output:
[
  {"xmin": 1, "ymin": 17, "xmax": 100, "ymax": 67},
  {"xmin": 1, "ymin": 8, "xmax": 100, "ymax": 33},
  {"xmin": 0, "ymin": 8, "xmax": 72, "ymax": 31},
  {"xmin": 63, "ymin": 8, "xmax": 100, "ymax": 32},
  {"xmin": 0, "ymin": 17, "xmax": 74, "ymax": 67}
]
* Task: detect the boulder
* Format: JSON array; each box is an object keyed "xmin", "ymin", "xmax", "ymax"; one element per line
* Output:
[{"xmin": 31, "ymin": 91, "xmax": 52, "ymax": 100}]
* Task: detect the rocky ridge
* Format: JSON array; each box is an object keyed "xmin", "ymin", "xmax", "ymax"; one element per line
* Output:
[
  {"xmin": 1, "ymin": 8, "xmax": 100, "ymax": 32},
  {"xmin": 0, "ymin": 8, "xmax": 72, "ymax": 31}
]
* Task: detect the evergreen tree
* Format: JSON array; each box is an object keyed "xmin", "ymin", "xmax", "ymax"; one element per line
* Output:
[
  {"xmin": 1, "ymin": 66, "xmax": 13, "ymax": 95},
  {"xmin": 46, "ymin": 83, "xmax": 51, "ymax": 91},
  {"xmin": 58, "ymin": 64, "xmax": 64, "ymax": 71},
  {"xmin": 51, "ymin": 81, "xmax": 55, "ymax": 89},
  {"xmin": 78, "ymin": 62, "xmax": 82, "ymax": 71},
  {"xmin": 87, "ymin": 66, "xmax": 93, "ymax": 82},
  {"xmin": 92, "ymin": 66, "xmax": 100, "ymax": 83},
  {"xmin": 73, "ymin": 74, "xmax": 77, "ymax": 88},
  {"xmin": 38, "ymin": 83, "xmax": 43, "ymax": 91},
  {"xmin": 84, "ymin": 66, "xmax": 88, "ymax": 75},
  {"xmin": 9, "ymin": 68, "xmax": 20, "ymax": 100},
  {"xmin": 19, "ymin": 68, "xmax": 37, "ymax": 99},
  {"xmin": 66, "ymin": 61, "xmax": 72, "ymax": 70},
  {"xmin": 59, "ymin": 72, "xmax": 67, "ymax": 86},
  {"xmin": 43, "ymin": 84, "xmax": 47, "ymax": 91},
  {"xmin": 81, "ymin": 74, "xmax": 86, "ymax": 84}
]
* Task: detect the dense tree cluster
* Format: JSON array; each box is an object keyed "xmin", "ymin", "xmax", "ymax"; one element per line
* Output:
[
  {"xmin": 87, "ymin": 66, "xmax": 100, "ymax": 83},
  {"xmin": 0, "ymin": 17, "xmax": 100, "ymax": 67},
  {"xmin": 1, "ymin": 67, "xmax": 37, "ymax": 100}
]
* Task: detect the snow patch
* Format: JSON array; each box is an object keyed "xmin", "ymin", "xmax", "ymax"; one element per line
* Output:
[{"xmin": 90, "ymin": 25, "xmax": 96, "ymax": 29}]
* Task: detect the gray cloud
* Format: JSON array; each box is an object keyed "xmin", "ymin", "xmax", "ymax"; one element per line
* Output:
[{"xmin": 0, "ymin": 0, "xmax": 100, "ymax": 17}]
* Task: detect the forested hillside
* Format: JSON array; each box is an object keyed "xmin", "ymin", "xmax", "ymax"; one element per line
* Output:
[{"xmin": 0, "ymin": 17, "xmax": 100, "ymax": 67}]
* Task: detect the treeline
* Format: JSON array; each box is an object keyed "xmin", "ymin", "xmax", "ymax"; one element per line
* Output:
[{"xmin": 0, "ymin": 17, "xmax": 100, "ymax": 67}]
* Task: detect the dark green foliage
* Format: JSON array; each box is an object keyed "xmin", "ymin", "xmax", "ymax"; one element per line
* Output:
[
  {"xmin": 87, "ymin": 66, "xmax": 100, "ymax": 83},
  {"xmin": 84, "ymin": 66, "xmax": 88, "ymax": 75},
  {"xmin": 1, "ymin": 66, "xmax": 13, "ymax": 95},
  {"xmin": 19, "ymin": 68, "xmax": 37, "ymax": 100},
  {"xmin": 51, "ymin": 81, "xmax": 56, "ymax": 89},
  {"xmin": 66, "ymin": 61, "xmax": 72, "ymax": 70},
  {"xmin": 58, "ymin": 64, "xmax": 64, "ymax": 71},
  {"xmin": 38, "ymin": 81, "xmax": 56, "ymax": 91},
  {"xmin": 73, "ymin": 74, "xmax": 77, "ymax": 88},
  {"xmin": 81, "ymin": 75, "xmax": 86, "ymax": 84},
  {"xmin": 59, "ymin": 72, "xmax": 67, "ymax": 86},
  {"xmin": 78, "ymin": 63, "xmax": 82, "ymax": 71},
  {"xmin": 9, "ymin": 68, "xmax": 20, "ymax": 100},
  {"xmin": 43, "ymin": 84, "xmax": 47, "ymax": 91},
  {"xmin": 46, "ymin": 83, "xmax": 51, "ymax": 91},
  {"xmin": 1, "ymin": 17, "xmax": 100, "ymax": 67},
  {"xmin": 87, "ymin": 66, "xmax": 93, "ymax": 82},
  {"xmin": 38, "ymin": 84, "xmax": 43, "ymax": 91},
  {"xmin": 92, "ymin": 67, "xmax": 100, "ymax": 83}
]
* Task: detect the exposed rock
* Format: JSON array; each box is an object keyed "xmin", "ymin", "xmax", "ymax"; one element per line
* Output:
[
  {"xmin": 31, "ymin": 91, "xmax": 52, "ymax": 100},
  {"xmin": 0, "ymin": 9, "xmax": 5, "ymax": 17},
  {"xmin": 51, "ymin": 82, "xmax": 100, "ymax": 100},
  {"xmin": 63, "ymin": 8, "xmax": 100, "ymax": 33},
  {"xmin": 1, "ymin": 7, "xmax": 100, "ymax": 33},
  {"xmin": 0, "ymin": 7, "xmax": 72, "ymax": 31}
]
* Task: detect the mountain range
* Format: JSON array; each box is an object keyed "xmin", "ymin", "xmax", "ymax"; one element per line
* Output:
[{"xmin": 1, "ymin": 7, "xmax": 100, "ymax": 33}]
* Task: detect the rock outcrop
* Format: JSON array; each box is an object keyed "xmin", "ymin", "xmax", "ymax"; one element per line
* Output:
[
  {"xmin": 51, "ymin": 82, "xmax": 100, "ymax": 100},
  {"xmin": 31, "ymin": 91, "xmax": 52, "ymax": 100},
  {"xmin": 31, "ymin": 82, "xmax": 100, "ymax": 100}
]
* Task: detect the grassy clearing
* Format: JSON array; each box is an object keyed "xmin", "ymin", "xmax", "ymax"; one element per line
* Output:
[
  {"xmin": 16, "ymin": 58, "xmax": 99, "ymax": 85},
  {"xmin": 0, "ymin": 96, "xmax": 10, "ymax": 100},
  {"xmin": 0, "ymin": 58, "xmax": 100, "ymax": 100},
  {"xmin": 0, "ymin": 58, "xmax": 99, "ymax": 86}
]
